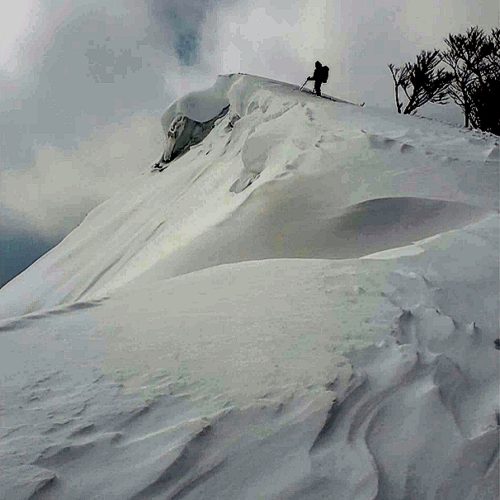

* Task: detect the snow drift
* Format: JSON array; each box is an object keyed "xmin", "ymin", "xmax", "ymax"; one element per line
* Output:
[{"xmin": 0, "ymin": 74, "xmax": 498, "ymax": 499}]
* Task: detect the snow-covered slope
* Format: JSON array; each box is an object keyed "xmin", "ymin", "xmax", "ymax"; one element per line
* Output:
[{"xmin": 0, "ymin": 74, "xmax": 498, "ymax": 499}]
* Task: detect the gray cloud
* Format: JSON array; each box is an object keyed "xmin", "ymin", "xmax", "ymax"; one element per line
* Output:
[
  {"xmin": 0, "ymin": 113, "xmax": 164, "ymax": 237},
  {"xmin": 1, "ymin": 5, "xmax": 169, "ymax": 160},
  {"xmin": 148, "ymin": 0, "xmax": 215, "ymax": 65}
]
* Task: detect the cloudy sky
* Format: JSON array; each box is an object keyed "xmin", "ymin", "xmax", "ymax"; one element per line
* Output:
[{"xmin": 0, "ymin": 0, "xmax": 498, "ymax": 287}]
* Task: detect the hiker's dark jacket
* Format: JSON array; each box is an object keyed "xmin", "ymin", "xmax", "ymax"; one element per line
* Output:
[{"xmin": 312, "ymin": 67, "xmax": 323, "ymax": 82}]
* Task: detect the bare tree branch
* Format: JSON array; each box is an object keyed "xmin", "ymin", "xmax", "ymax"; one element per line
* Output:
[{"xmin": 388, "ymin": 50, "xmax": 452, "ymax": 116}]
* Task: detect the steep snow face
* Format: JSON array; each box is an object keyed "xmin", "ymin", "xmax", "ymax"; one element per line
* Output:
[{"xmin": 0, "ymin": 74, "xmax": 498, "ymax": 499}]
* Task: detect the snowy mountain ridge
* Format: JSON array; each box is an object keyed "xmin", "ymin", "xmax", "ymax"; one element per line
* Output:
[
  {"xmin": 0, "ymin": 74, "xmax": 498, "ymax": 499},
  {"xmin": 1, "ymin": 74, "xmax": 497, "ymax": 318}
]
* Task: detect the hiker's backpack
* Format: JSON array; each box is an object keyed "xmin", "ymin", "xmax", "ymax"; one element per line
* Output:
[{"xmin": 321, "ymin": 66, "xmax": 329, "ymax": 83}]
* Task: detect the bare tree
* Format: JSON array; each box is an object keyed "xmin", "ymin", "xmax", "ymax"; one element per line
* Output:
[
  {"xmin": 388, "ymin": 63, "xmax": 405, "ymax": 114},
  {"xmin": 388, "ymin": 50, "xmax": 452, "ymax": 115},
  {"xmin": 443, "ymin": 26, "xmax": 500, "ymax": 133}
]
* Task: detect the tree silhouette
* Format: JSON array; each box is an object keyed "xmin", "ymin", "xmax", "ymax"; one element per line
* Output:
[
  {"xmin": 389, "ymin": 50, "xmax": 453, "ymax": 115},
  {"xmin": 443, "ymin": 27, "xmax": 499, "ymax": 134}
]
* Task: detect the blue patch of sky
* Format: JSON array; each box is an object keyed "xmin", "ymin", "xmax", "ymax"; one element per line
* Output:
[
  {"xmin": 148, "ymin": 0, "xmax": 208, "ymax": 66},
  {"xmin": 174, "ymin": 30, "xmax": 199, "ymax": 66},
  {"xmin": 0, "ymin": 227, "xmax": 56, "ymax": 288}
]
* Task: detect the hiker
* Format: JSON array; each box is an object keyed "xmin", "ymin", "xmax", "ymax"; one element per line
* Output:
[{"xmin": 306, "ymin": 61, "xmax": 329, "ymax": 96}]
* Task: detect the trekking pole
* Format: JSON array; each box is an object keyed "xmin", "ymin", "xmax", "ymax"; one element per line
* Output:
[{"xmin": 299, "ymin": 79, "xmax": 309, "ymax": 91}]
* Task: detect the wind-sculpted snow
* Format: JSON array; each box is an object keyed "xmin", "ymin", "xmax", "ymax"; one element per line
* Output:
[
  {"xmin": 0, "ymin": 74, "xmax": 498, "ymax": 499},
  {"xmin": 135, "ymin": 195, "xmax": 490, "ymax": 280},
  {"xmin": 304, "ymin": 262, "xmax": 499, "ymax": 500},
  {"xmin": 153, "ymin": 75, "xmax": 233, "ymax": 168}
]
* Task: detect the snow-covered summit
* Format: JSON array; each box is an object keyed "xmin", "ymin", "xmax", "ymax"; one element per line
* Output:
[{"xmin": 0, "ymin": 74, "xmax": 498, "ymax": 499}]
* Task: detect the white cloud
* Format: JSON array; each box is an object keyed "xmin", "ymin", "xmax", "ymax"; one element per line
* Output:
[
  {"xmin": 0, "ymin": 114, "xmax": 163, "ymax": 239},
  {"xmin": 0, "ymin": 0, "xmax": 42, "ymax": 72}
]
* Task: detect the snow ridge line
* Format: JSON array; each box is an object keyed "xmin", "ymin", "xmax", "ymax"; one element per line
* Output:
[{"xmin": 0, "ymin": 298, "xmax": 108, "ymax": 333}]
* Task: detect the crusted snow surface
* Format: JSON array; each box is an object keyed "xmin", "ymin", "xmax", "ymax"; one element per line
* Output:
[{"xmin": 0, "ymin": 74, "xmax": 498, "ymax": 499}]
